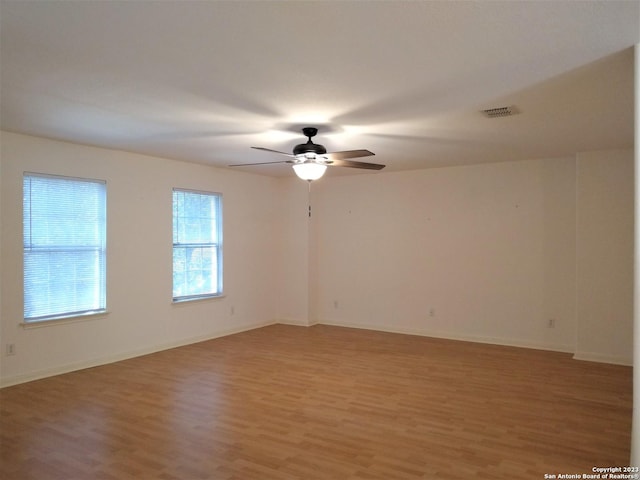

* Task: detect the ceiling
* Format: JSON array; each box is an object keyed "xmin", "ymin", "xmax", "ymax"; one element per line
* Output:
[{"xmin": 1, "ymin": 1, "xmax": 638, "ymax": 177}]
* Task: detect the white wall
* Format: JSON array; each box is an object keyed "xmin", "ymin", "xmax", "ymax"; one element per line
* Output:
[
  {"xmin": 311, "ymin": 153, "xmax": 634, "ymax": 364},
  {"xmin": 630, "ymin": 42, "xmax": 639, "ymax": 467},
  {"xmin": 575, "ymin": 149, "xmax": 634, "ymax": 365},
  {"xmin": 0, "ymin": 131, "xmax": 284, "ymax": 386},
  {"xmin": 312, "ymin": 158, "xmax": 579, "ymax": 352},
  {"xmin": 276, "ymin": 178, "xmax": 313, "ymax": 325}
]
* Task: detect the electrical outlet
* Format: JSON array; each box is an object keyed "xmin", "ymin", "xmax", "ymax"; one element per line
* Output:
[
  {"xmin": 6, "ymin": 344, "xmax": 16, "ymax": 356},
  {"xmin": 429, "ymin": 308, "xmax": 435, "ymax": 317},
  {"xmin": 547, "ymin": 318, "xmax": 556, "ymax": 328},
  {"xmin": 333, "ymin": 300, "xmax": 339, "ymax": 309},
  {"xmin": 230, "ymin": 306, "xmax": 235, "ymax": 316}
]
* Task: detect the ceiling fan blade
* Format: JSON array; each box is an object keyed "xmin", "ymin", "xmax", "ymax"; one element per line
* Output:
[
  {"xmin": 228, "ymin": 160, "xmax": 294, "ymax": 167},
  {"xmin": 329, "ymin": 159, "xmax": 386, "ymax": 170},
  {"xmin": 324, "ymin": 149, "xmax": 375, "ymax": 160},
  {"xmin": 251, "ymin": 146, "xmax": 295, "ymax": 157}
]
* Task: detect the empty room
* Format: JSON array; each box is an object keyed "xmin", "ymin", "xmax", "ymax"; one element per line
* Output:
[{"xmin": 1, "ymin": 1, "xmax": 638, "ymax": 479}]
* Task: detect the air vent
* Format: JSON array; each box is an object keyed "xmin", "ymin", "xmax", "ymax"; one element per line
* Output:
[{"xmin": 481, "ymin": 105, "xmax": 519, "ymax": 118}]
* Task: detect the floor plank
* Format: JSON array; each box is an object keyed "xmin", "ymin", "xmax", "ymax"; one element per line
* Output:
[{"xmin": 0, "ymin": 324, "xmax": 632, "ymax": 479}]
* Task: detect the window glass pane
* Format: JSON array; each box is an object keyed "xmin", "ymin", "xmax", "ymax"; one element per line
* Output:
[
  {"xmin": 172, "ymin": 246, "xmax": 218, "ymax": 297},
  {"xmin": 23, "ymin": 174, "xmax": 107, "ymax": 321},
  {"xmin": 173, "ymin": 191, "xmax": 218, "ymax": 244}
]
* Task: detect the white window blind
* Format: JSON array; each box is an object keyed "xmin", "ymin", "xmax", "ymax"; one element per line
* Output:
[
  {"xmin": 172, "ymin": 189, "xmax": 222, "ymax": 301},
  {"xmin": 23, "ymin": 173, "xmax": 107, "ymax": 322}
]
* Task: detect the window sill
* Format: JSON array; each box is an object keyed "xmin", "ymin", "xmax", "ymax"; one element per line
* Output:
[
  {"xmin": 21, "ymin": 311, "xmax": 109, "ymax": 329},
  {"xmin": 172, "ymin": 294, "xmax": 226, "ymax": 305}
]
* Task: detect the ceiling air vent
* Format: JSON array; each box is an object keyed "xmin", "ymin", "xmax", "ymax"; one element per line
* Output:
[{"xmin": 481, "ymin": 105, "xmax": 519, "ymax": 118}]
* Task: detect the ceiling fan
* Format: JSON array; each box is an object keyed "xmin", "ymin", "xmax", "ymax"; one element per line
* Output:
[{"xmin": 229, "ymin": 127, "xmax": 385, "ymax": 181}]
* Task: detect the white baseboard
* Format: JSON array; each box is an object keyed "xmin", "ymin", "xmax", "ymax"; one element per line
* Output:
[
  {"xmin": 276, "ymin": 317, "xmax": 318, "ymax": 327},
  {"xmin": 0, "ymin": 320, "xmax": 277, "ymax": 388},
  {"xmin": 2, "ymin": 320, "xmax": 629, "ymax": 388},
  {"xmin": 315, "ymin": 321, "xmax": 633, "ymax": 366},
  {"xmin": 316, "ymin": 319, "xmax": 576, "ymax": 355},
  {"xmin": 573, "ymin": 351, "xmax": 632, "ymax": 366}
]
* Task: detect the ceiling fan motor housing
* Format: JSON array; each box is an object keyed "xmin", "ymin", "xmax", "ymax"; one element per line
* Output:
[
  {"xmin": 293, "ymin": 127, "xmax": 327, "ymax": 157},
  {"xmin": 293, "ymin": 142, "xmax": 327, "ymax": 156}
]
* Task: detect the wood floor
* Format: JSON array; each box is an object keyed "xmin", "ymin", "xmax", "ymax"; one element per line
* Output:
[{"xmin": 0, "ymin": 324, "xmax": 632, "ymax": 480}]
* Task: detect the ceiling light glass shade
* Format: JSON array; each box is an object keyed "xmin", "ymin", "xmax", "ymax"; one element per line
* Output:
[{"xmin": 292, "ymin": 162, "xmax": 327, "ymax": 181}]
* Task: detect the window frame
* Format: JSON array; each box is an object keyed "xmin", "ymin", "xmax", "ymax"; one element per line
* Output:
[
  {"xmin": 172, "ymin": 188, "xmax": 223, "ymax": 303},
  {"xmin": 23, "ymin": 172, "xmax": 107, "ymax": 323}
]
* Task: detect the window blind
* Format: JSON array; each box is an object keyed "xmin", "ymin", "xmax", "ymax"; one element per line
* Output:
[{"xmin": 23, "ymin": 173, "xmax": 107, "ymax": 321}]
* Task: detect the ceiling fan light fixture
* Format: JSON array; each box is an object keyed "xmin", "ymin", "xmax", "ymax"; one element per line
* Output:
[
  {"xmin": 293, "ymin": 142, "xmax": 327, "ymax": 156},
  {"xmin": 292, "ymin": 162, "xmax": 327, "ymax": 181}
]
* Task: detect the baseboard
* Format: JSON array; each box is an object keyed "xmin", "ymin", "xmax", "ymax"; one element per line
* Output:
[
  {"xmin": 4, "ymin": 320, "xmax": 627, "ymax": 388},
  {"xmin": 573, "ymin": 351, "xmax": 632, "ymax": 366},
  {"xmin": 276, "ymin": 318, "xmax": 319, "ymax": 327},
  {"xmin": 314, "ymin": 321, "xmax": 632, "ymax": 366},
  {"xmin": 0, "ymin": 320, "xmax": 277, "ymax": 388},
  {"xmin": 316, "ymin": 320, "xmax": 576, "ymax": 355}
]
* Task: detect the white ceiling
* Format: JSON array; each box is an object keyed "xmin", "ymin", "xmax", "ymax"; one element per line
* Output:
[{"xmin": 1, "ymin": 0, "xmax": 638, "ymax": 177}]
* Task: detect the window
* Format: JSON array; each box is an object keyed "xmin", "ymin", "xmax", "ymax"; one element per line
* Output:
[
  {"xmin": 23, "ymin": 173, "xmax": 107, "ymax": 322},
  {"xmin": 172, "ymin": 189, "xmax": 223, "ymax": 301}
]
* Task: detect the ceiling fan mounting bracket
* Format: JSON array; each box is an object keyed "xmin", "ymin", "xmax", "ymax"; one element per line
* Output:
[{"xmin": 302, "ymin": 127, "xmax": 318, "ymax": 139}]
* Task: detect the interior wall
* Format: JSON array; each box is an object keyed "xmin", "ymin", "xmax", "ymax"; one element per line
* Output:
[
  {"xmin": 312, "ymin": 158, "xmax": 580, "ymax": 353},
  {"xmin": 312, "ymin": 152, "xmax": 634, "ymax": 364},
  {"xmin": 0, "ymin": 131, "xmax": 284, "ymax": 386},
  {"xmin": 0, "ymin": 139, "xmax": 3, "ymax": 379},
  {"xmin": 575, "ymin": 149, "xmax": 634, "ymax": 365},
  {"xmin": 276, "ymin": 178, "xmax": 313, "ymax": 325},
  {"xmin": 631, "ymin": 41, "xmax": 639, "ymax": 467}
]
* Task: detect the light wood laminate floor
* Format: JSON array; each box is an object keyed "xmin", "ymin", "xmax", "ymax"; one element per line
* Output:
[{"xmin": 0, "ymin": 324, "xmax": 632, "ymax": 479}]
